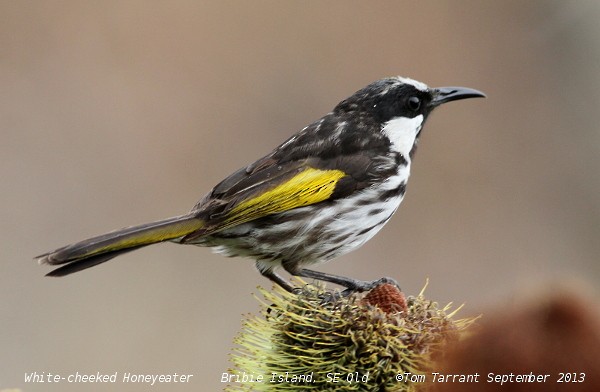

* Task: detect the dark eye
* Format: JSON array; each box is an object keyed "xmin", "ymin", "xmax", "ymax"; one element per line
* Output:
[{"xmin": 407, "ymin": 96, "xmax": 421, "ymax": 111}]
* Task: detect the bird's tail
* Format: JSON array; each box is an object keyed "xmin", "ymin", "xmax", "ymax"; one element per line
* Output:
[{"xmin": 37, "ymin": 214, "xmax": 204, "ymax": 277}]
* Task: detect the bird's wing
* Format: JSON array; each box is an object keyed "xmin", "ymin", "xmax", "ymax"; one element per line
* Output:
[
  {"xmin": 181, "ymin": 153, "xmax": 374, "ymax": 242},
  {"xmin": 181, "ymin": 109, "xmax": 390, "ymax": 242}
]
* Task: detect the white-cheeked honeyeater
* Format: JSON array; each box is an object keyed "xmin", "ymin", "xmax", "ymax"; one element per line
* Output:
[{"xmin": 37, "ymin": 77, "xmax": 484, "ymax": 292}]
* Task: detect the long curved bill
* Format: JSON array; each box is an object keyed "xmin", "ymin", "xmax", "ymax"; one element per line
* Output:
[{"xmin": 431, "ymin": 86, "xmax": 486, "ymax": 106}]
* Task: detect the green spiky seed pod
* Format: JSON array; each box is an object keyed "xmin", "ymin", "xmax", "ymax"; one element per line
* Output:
[{"xmin": 226, "ymin": 281, "xmax": 476, "ymax": 392}]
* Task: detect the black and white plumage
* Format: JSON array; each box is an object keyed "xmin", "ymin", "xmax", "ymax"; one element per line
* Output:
[{"xmin": 37, "ymin": 76, "xmax": 484, "ymax": 292}]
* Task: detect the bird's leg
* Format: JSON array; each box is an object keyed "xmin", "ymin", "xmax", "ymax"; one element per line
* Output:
[
  {"xmin": 283, "ymin": 263, "xmax": 399, "ymax": 296},
  {"xmin": 259, "ymin": 268, "xmax": 295, "ymax": 292}
]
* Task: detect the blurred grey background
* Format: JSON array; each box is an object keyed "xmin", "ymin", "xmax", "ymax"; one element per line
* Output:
[{"xmin": 1, "ymin": 1, "xmax": 599, "ymax": 391}]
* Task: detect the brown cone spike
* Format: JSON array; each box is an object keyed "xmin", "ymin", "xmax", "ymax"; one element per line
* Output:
[{"xmin": 362, "ymin": 283, "xmax": 408, "ymax": 314}]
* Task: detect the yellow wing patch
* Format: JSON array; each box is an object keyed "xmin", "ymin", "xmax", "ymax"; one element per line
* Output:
[{"xmin": 218, "ymin": 167, "xmax": 346, "ymax": 230}]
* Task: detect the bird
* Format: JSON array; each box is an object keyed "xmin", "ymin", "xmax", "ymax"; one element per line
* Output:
[{"xmin": 37, "ymin": 76, "xmax": 485, "ymax": 293}]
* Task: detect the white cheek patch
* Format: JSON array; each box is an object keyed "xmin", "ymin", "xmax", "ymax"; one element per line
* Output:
[{"xmin": 382, "ymin": 115, "xmax": 424, "ymax": 157}]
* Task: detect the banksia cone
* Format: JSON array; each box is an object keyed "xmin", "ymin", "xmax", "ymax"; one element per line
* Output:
[{"xmin": 226, "ymin": 281, "xmax": 475, "ymax": 391}]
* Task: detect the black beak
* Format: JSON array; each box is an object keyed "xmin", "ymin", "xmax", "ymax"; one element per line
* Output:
[{"xmin": 431, "ymin": 86, "xmax": 486, "ymax": 107}]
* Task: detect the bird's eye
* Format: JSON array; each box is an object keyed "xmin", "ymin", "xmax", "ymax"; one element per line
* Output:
[{"xmin": 407, "ymin": 96, "xmax": 421, "ymax": 111}]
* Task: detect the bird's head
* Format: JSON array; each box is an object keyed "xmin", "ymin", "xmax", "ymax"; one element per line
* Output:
[{"xmin": 334, "ymin": 77, "xmax": 485, "ymax": 158}]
